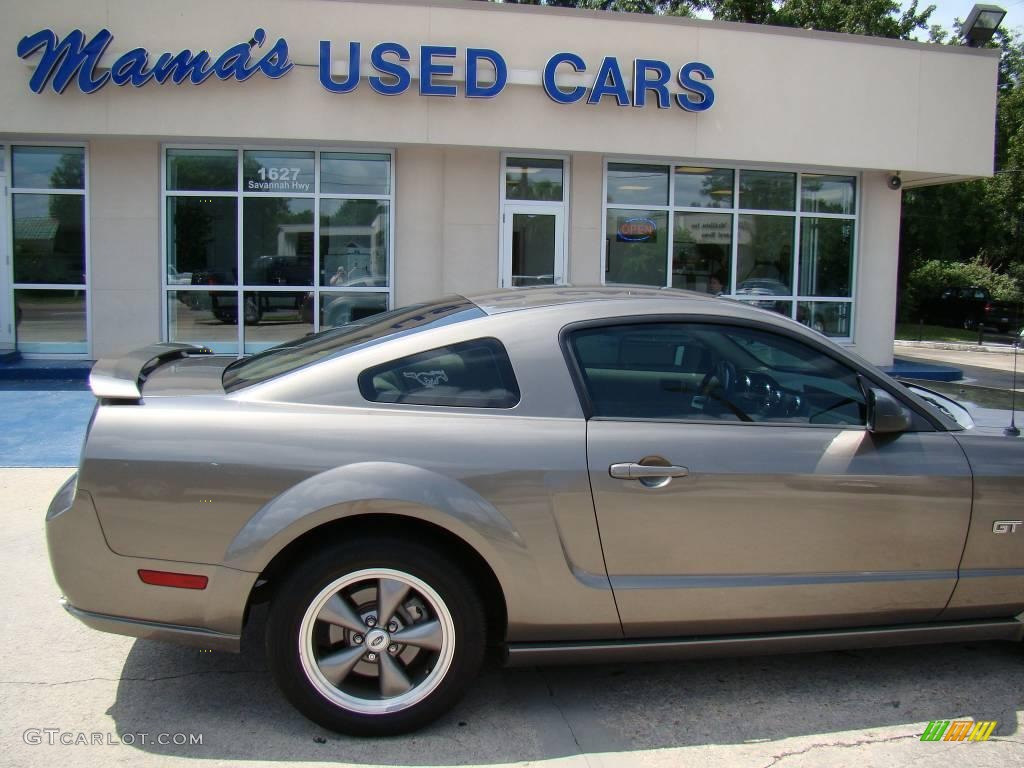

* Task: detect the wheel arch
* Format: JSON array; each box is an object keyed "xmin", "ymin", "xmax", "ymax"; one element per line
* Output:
[{"xmin": 250, "ymin": 512, "xmax": 508, "ymax": 644}]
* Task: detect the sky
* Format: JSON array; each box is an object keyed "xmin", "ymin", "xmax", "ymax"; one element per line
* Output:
[{"xmin": 925, "ymin": 1, "xmax": 1022, "ymax": 39}]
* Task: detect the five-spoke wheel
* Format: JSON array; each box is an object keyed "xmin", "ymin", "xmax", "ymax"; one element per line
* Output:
[
  {"xmin": 266, "ymin": 538, "xmax": 485, "ymax": 735},
  {"xmin": 298, "ymin": 568, "xmax": 455, "ymax": 715}
]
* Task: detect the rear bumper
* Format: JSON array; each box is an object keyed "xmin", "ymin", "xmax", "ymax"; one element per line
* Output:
[
  {"xmin": 46, "ymin": 474, "xmax": 257, "ymax": 650},
  {"xmin": 60, "ymin": 600, "xmax": 240, "ymax": 652}
]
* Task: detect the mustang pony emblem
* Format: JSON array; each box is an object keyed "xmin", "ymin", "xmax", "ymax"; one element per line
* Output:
[{"xmin": 403, "ymin": 370, "xmax": 448, "ymax": 388}]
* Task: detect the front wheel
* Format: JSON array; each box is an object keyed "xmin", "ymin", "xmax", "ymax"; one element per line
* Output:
[{"xmin": 265, "ymin": 538, "xmax": 486, "ymax": 736}]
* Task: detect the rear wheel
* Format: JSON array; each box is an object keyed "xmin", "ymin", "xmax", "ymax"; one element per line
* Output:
[{"xmin": 265, "ymin": 538, "xmax": 486, "ymax": 736}]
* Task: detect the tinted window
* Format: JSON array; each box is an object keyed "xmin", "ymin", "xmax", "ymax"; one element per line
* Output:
[
  {"xmin": 569, "ymin": 323, "xmax": 866, "ymax": 426},
  {"xmin": 222, "ymin": 297, "xmax": 482, "ymax": 392},
  {"xmin": 359, "ymin": 338, "xmax": 520, "ymax": 408}
]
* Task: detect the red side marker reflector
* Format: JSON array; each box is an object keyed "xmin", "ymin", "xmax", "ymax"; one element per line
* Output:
[{"xmin": 138, "ymin": 569, "xmax": 208, "ymax": 590}]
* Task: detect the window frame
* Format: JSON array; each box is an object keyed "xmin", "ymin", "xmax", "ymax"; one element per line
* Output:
[
  {"xmin": 5, "ymin": 141, "xmax": 91, "ymax": 358},
  {"xmin": 161, "ymin": 143, "xmax": 395, "ymax": 356},
  {"xmin": 558, "ymin": 315, "xmax": 943, "ymax": 431},
  {"xmin": 357, "ymin": 336, "xmax": 522, "ymax": 410},
  {"xmin": 600, "ymin": 159, "xmax": 860, "ymax": 343}
]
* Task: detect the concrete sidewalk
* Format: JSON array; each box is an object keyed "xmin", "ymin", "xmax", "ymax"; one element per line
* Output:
[{"xmin": 2, "ymin": 470, "xmax": 1022, "ymax": 768}]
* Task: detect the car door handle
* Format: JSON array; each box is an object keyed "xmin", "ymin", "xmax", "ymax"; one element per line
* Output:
[{"xmin": 609, "ymin": 463, "xmax": 689, "ymax": 480}]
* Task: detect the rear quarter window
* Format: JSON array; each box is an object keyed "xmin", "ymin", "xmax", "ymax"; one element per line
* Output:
[{"xmin": 358, "ymin": 338, "xmax": 520, "ymax": 408}]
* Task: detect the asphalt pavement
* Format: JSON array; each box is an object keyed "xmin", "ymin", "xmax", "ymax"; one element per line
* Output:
[
  {"xmin": 2, "ymin": 469, "xmax": 1022, "ymax": 768},
  {"xmin": 896, "ymin": 343, "xmax": 1024, "ymax": 391}
]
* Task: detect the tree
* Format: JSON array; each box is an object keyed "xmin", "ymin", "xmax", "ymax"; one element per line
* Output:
[
  {"xmin": 695, "ymin": 0, "xmax": 934, "ymax": 38},
  {"xmin": 898, "ymin": 27, "xmax": 1024, "ymax": 318}
]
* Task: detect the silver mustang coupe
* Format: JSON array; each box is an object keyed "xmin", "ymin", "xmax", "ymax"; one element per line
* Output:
[{"xmin": 47, "ymin": 286, "xmax": 1024, "ymax": 735}]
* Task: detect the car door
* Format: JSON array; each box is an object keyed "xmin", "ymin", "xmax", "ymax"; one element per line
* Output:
[{"xmin": 568, "ymin": 319, "xmax": 973, "ymax": 638}]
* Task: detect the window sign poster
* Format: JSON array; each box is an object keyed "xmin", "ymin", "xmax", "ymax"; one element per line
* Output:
[{"xmin": 243, "ymin": 150, "xmax": 315, "ymax": 193}]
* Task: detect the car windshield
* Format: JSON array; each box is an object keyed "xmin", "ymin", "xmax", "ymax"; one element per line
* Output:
[{"xmin": 222, "ymin": 296, "xmax": 484, "ymax": 392}]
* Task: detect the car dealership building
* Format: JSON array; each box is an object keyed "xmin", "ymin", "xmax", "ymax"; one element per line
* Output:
[{"xmin": 0, "ymin": 0, "xmax": 999, "ymax": 364}]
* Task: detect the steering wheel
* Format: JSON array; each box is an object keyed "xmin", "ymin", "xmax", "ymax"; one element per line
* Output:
[
  {"xmin": 697, "ymin": 360, "xmax": 751, "ymax": 422},
  {"xmin": 698, "ymin": 359, "xmax": 737, "ymax": 396}
]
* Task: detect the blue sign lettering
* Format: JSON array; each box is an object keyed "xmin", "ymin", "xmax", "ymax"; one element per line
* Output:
[
  {"xmin": 466, "ymin": 48, "xmax": 507, "ymax": 99},
  {"xmin": 18, "ymin": 28, "xmax": 291, "ymax": 93},
  {"xmin": 587, "ymin": 57, "xmax": 630, "ymax": 106},
  {"xmin": 677, "ymin": 62, "xmax": 715, "ymax": 112},
  {"xmin": 632, "ymin": 59, "xmax": 671, "ymax": 110},
  {"xmin": 17, "ymin": 28, "xmax": 112, "ymax": 94},
  {"xmin": 420, "ymin": 45, "xmax": 458, "ymax": 97},
  {"xmin": 369, "ymin": 42, "xmax": 411, "ymax": 96},
  {"xmin": 320, "ymin": 40, "xmax": 360, "ymax": 93},
  {"xmin": 17, "ymin": 28, "xmax": 714, "ymax": 114},
  {"xmin": 543, "ymin": 52, "xmax": 587, "ymax": 104}
]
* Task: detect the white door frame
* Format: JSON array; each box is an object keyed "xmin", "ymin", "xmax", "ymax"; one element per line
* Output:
[
  {"xmin": 0, "ymin": 168, "xmax": 12, "ymax": 350},
  {"xmin": 500, "ymin": 203, "xmax": 567, "ymax": 288}
]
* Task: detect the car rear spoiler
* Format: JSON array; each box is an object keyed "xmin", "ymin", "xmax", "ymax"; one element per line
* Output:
[{"xmin": 89, "ymin": 342, "xmax": 213, "ymax": 400}]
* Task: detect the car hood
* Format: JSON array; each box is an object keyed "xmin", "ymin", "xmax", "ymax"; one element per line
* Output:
[{"xmin": 142, "ymin": 355, "xmax": 233, "ymax": 397}]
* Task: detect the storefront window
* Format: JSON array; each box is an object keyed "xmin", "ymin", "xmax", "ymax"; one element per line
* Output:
[
  {"xmin": 736, "ymin": 214, "xmax": 795, "ymax": 297},
  {"xmin": 505, "ymin": 157, "xmax": 564, "ymax": 202},
  {"xmin": 799, "ymin": 217, "xmax": 854, "ymax": 297},
  {"xmin": 9, "ymin": 145, "xmax": 88, "ymax": 354},
  {"xmin": 243, "ymin": 198, "xmax": 314, "ymax": 286},
  {"xmin": 166, "ymin": 197, "xmax": 237, "ymax": 283},
  {"xmin": 321, "ymin": 152, "xmax": 390, "ymax": 196},
  {"xmin": 320, "ymin": 200, "xmax": 390, "ymax": 287},
  {"xmin": 164, "ymin": 147, "xmax": 393, "ymax": 354},
  {"xmin": 672, "ymin": 212, "xmax": 732, "ymax": 292},
  {"xmin": 167, "ymin": 148, "xmax": 237, "ymax": 191},
  {"xmin": 604, "ymin": 163, "xmax": 857, "ymax": 339},
  {"xmin": 801, "ymin": 175, "xmax": 856, "ymax": 215},
  {"xmin": 243, "ymin": 150, "xmax": 314, "ymax": 194},
  {"xmin": 739, "ymin": 170, "xmax": 796, "ymax": 211},
  {"xmin": 674, "ymin": 167, "xmax": 733, "ymax": 209},
  {"xmin": 605, "ymin": 209, "xmax": 667, "ymax": 286},
  {"xmin": 14, "ymin": 289, "xmax": 86, "ymax": 348},
  {"xmin": 607, "ymin": 163, "xmax": 669, "ymax": 206}
]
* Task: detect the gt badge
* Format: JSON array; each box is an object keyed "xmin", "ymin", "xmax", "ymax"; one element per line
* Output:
[{"xmin": 993, "ymin": 520, "xmax": 1023, "ymax": 534}]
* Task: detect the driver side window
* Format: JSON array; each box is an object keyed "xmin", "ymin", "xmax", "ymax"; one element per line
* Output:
[{"xmin": 569, "ymin": 322, "xmax": 866, "ymax": 426}]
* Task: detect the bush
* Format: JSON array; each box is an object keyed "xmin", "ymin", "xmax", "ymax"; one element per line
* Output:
[{"xmin": 903, "ymin": 257, "xmax": 1022, "ymax": 319}]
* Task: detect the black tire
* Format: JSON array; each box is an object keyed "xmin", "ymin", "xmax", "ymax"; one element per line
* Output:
[{"xmin": 265, "ymin": 537, "xmax": 486, "ymax": 736}]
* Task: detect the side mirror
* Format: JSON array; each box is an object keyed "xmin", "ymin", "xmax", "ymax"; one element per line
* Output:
[{"xmin": 866, "ymin": 387, "xmax": 913, "ymax": 434}]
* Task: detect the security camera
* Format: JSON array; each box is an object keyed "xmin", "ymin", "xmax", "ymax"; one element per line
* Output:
[{"xmin": 888, "ymin": 174, "xmax": 902, "ymax": 191}]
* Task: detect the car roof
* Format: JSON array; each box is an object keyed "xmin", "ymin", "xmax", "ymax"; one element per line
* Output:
[{"xmin": 465, "ymin": 285, "xmax": 722, "ymax": 315}]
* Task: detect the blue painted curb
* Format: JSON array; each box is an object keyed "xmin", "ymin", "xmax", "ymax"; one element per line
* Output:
[
  {"xmin": 0, "ymin": 359, "xmax": 93, "ymax": 381},
  {"xmin": 883, "ymin": 357, "xmax": 962, "ymax": 383}
]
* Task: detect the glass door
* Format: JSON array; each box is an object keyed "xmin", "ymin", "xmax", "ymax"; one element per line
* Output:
[
  {"xmin": 501, "ymin": 203, "xmax": 566, "ymax": 288},
  {"xmin": 0, "ymin": 166, "xmax": 12, "ymax": 352}
]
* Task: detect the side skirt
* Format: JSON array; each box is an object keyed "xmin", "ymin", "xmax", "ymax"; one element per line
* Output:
[{"xmin": 503, "ymin": 619, "xmax": 1024, "ymax": 667}]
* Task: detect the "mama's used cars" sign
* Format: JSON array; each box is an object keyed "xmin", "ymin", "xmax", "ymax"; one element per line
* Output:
[{"xmin": 17, "ymin": 28, "xmax": 715, "ymax": 112}]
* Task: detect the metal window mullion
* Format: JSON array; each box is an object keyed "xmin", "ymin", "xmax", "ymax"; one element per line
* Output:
[
  {"xmin": 12, "ymin": 283, "xmax": 87, "ymax": 290},
  {"xmin": 236, "ymin": 150, "xmax": 244, "ymax": 356},
  {"xmin": 666, "ymin": 166, "xmax": 675, "ymax": 289},
  {"xmin": 319, "ymin": 287, "xmax": 391, "ymax": 294},
  {"xmin": 313, "ymin": 149, "xmax": 321, "ymax": 333},
  {"xmin": 318, "ymin": 192, "xmax": 392, "ymax": 201},
  {"xmin": 729, "ymin": 169, "xmax": 740, "ymax": 296},
  {"xmin": 162, "ymin": 189, "xmax": 239, "ymax": 198},
  {"xmin": 8, "ymin": 187, "xmax": 86, "ymax": 196},
  {"xmin": 388, "ymin": 149, "xmax": 395, "ymax": 310}
]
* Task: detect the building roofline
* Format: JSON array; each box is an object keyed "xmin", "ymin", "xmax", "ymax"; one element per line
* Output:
[{"xmin": 321, "ymin": 0, "xmax": 1001, "ymax": 59}]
